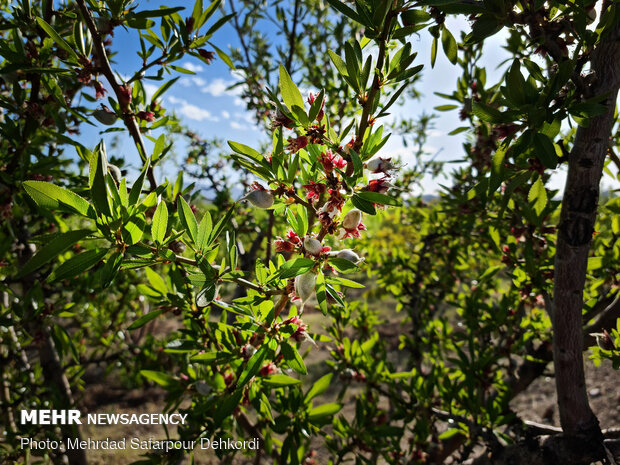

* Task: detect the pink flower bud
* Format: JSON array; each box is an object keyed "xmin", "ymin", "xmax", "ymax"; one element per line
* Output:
[
  {"xmin": 342, "ymin": 209, "xmax": 362, "ymax": 230},
  {"xmin": 303, "ymin": 236, "xmax": 323, "ymax": 255}
]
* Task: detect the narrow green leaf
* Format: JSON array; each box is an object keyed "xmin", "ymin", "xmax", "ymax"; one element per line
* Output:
[
  {"xmin": 129, "ymin": 161, "xmax": 149, "ymax": 206},
  {"xmin": 281, "ymin": 341, "xmax": 306, "ymax": 374},
  {"xmin": 144, "ymin": 267, "xmax": 167, "ymax": 294},
  {"xmin": 238, "ymin": 345, "xmax": 269, "ymax": 388},
  {"xmin": 351, "ymin": 194, "xmax": 376, "ymax": 215},
  {"xmin": 17, "ymin": 229, "xmax": 91, "ymax": 277},
  {"xmin": 48, "ymin": 249, "xmax": 107, "ymax": 282},
  {"xmin": 308, "ymin": 402, "xmax": 342, "ymax": 421},
  {"xmin": 279, "ymin": 65, "xmax": 305, "ymax": 113},
  {"xmin": 177, "ymin": 196, "xmax": 198, "ymax": 243},
  {"xmin": 151, "ymin": 200, "xmax": 168, "ymax": 244},
  {"xmin": 36, "ymin": 18, "xmax": 79, "ymax": 61},
  {"xmin": 528, "ymin": 177, "xmax": 547, "ymax": 216},
  {"xmin": 325, "ymin": 0, "xmax": 360, "ymax": 22},
  {"xmin": 151, "ymin": 77, "xmax": 179, "ymax": 103},
  {"xmin": 533, "ymin": 132, "xmax": 558, "ymax": 169},
  {"xmin": 23, "ymin": 181, "xmax": 93, "ymax": 217},
  {"xmin": 90, "ymin": 144, "xmax": 112, "ymax": 217},
  {"xmin": 328, "ymin": 50, "xmax": 349, "ymax": 79},
  {"xmin": 441, "ymin": 27, "xmax": 458, "ymax": 64},
  {"xmin": 356, "ymin": 192, "xmax": 401, "ymax": 206},
  {"xmin": 100, "ymin": 251, "xmax": 123, "ymax": 288},
  {"xmin": 211, "ymin": 44, "xmax": 235, "ymax": 69},
  {"xmin": 196, "ymin": 210, "xmax": 212, "ymax": 251},
  {"xmin": 263, "ymin": 374, "xmax": 301, "ymax": 387},
  {"xmin": 209, "ymin": 204, "xmax": 234, "ymax": 246},
  {"xmin": 305, "ymin": 373, "xmax": 333, "ymax": 401},
  {"xmin": 316, "ymin": 271, "xmax": 327, "ymax": 315},
  {"xmin": 140, "ymin": 370, "xmax": 176, "ymax": 388}
]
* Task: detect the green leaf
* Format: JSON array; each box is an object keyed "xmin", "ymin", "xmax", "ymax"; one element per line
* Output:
[
  {"xmin": 151, "ymin": 200, "xmax": 168, "ymax": 244},
  {"xmin": 329, "ymin": 257, "xmax": 359, "ymax": 273},
  {"xmin": 23, "ymin": 181, "xmax": 93, "ymax": 217},
  {"xmin": 279, "ymin": 258, "xmax": 315, "ymax": 278},
  {"xmin": 328, "ymin": 50, "xmax": 349, "ymax": 82},
  {"xmin": 528, "ymin": 177, "xmax": 547, "ymax": 216},
  {"xmin": 151, "ymin": 77, "xmax": 179, "ymax": 103},
  {"xmin": 325, "ymin": 0, "xmax": 360, "ymax": 23},
  {"xmin": 308, "ymin": 402, "xmax": 342, "ymax": 421},
  {"xmin": 281, "ymin": 341, "xmax": 307, "ymax": 374},
  {"xmin": 263, "ymin": 374, "xmax": 301, "ymax": 387},
  {"xmin": 128, "ymin": 309, "xmax": 163, "ymax": 330},
  {"xmin": 122, "ymin": 214, "xmax": 146, "ymax": 245},
  {"xmin": 356, "ymin": 191, "xmax": 401, "ymax": 206},
  {"xmin": 36, "ymin": 18, "xmax": 79, "ymax": 61},
  {"xmin": 145, "ymin": 267, "xmax": 167, "ymax": 294},
  {"xmin": 305, "ymin": 373, "xmax": 333, "ymax": 401},
  {"xmin": 533, "ymin": 132, "xmax": 558, "ymax": 169},
  {"xmin": 132, "ymin": 6, "xmax": 185, "ymax": 18},
  {"xmin": 140, "ymin": 370, "xmax": 176, "ymax": 388},
  {"xmin": 211, "ymin": 44, "xmax": 235, "ymax": 69},
  {"xmin": 100, "ymin": 251, "xmax": 123, "ymax": 288},
  {"xmin": 17, "ymin": 229, "xmax": 91, "ymax": 278},
  {"xmin": 228, "ymin": 140, "xmax": 264, "ymax": 162},
  {"xmin": 196, "ymin": 210, "xmax": 212, "ymax": 251},
  {"xmin": 472, "ymin": 102, "xmax": 512, "ymax": 123},
  {"xmin": 238, "ymin": 345, "xmax": 269, "ymax": 388},
  {"xmin": 48, "ymin": 249, "xmax": 107, "ymax": 282},
  {"xmin": 279, "ymin": 65, "xmax": 305, "ymax": 114},
  {"xmin": 177, "ymin": 196, "xmax": 198, "ymax": 243},
  {"xmin": 351, "ymin": 194, "xmax": 376, "ymax": 215},
  {"xmin": 90, "ymin": 144, "xmax": 112, "ymax": 217},
  {"xmin": 316, "ymin": 271, "xmax": 327, "ymax": 315},
  {"xmin": 209, "ymin": 204, "xmax": 235, "ymax": 245},
  {"xmin": 129, "ymin": 161, "xmax": 149, "ymax": 206},
  {"xmin": 329, "ymin": 277, "xmax": 364, "ymax": 289},
  {"xmin": 441, "ymin": 27, "xmax": 458, "ymax": 64}
]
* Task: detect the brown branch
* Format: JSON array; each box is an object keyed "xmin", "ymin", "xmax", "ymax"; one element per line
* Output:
[
  {"xmin": 552, "ymin": 8, "xmax": 620, "ymax": 436},
  {"xmin": 75, "ymin": 0, "xmax": 156, "ymax": 191}
]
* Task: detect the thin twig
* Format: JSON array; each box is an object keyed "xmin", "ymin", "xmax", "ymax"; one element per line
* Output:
[{"xmin": 76, "ymin": 0, "xmax": 157, "ymax": 190}]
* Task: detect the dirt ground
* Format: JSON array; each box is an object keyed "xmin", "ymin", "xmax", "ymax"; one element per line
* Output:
[{"xmin": 76, "ymin": 330, "xmax": 619, "ymax": 465}]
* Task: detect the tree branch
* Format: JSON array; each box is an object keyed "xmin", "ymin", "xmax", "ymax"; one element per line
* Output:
[{"xmin": 75, "ymin": 0, "xmax": 156, "ymax": 191}]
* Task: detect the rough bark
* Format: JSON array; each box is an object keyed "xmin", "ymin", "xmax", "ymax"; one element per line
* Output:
[{"xmin": 553, "ymin": 11, "xmax": 620, "ymax": 441}]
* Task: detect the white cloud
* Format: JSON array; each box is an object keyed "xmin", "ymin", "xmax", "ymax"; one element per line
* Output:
[
  {"xmin": 168, "ymin": 96, "xmax": 218, "ymax": 122},
  {"xmin": 181, "ymin": 61, "xmax": 204, "ymax": 73},
  {"xmin": 221, "ymin": 110, "xmax": 230, "ymax": 119},
  {"xmin": 179, "ymin": 76, "xmax": 207, "ymax": 88},
  {"xmin": 230, "ymin": 121, "xmax": 244, "ymax": 130},
  {"xmin": 143, "ymin": 83, "xmax": 158, "ymax": 100},
  {"xmin": 201, "ymin": 78, "xmax": 242, "ymax": 97}
]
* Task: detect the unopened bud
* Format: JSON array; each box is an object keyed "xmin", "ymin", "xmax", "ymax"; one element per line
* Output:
[
  {"xmin": 242, "ymin": 190, "xmax": 274, "ymax": 209},
  {"xmin": 295, "ymin": 272, "xmax": 317, "ymax": 305},
  {"xmin": 342, "ymin": 209, "xmax": 362, "ymax": 230},
  {"xmin": 303, "ymin": 236, "xmax": 323, "ymax": 255}
]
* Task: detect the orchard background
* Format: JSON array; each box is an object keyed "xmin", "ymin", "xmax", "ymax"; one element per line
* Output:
[{"xmin": 1, "ymin": 0, "xmax": 619, "ymax": 464}]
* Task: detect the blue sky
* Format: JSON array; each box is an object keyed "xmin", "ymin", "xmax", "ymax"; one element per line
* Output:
[{"xmin": 77, "ymin": 1, "xmax": 617, "ymax": 196}]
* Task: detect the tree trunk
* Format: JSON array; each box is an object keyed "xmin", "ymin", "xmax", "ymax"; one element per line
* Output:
[{"xmin": 553, "ymin": 11, "xmax": 620, "ymax": 441}]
